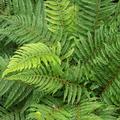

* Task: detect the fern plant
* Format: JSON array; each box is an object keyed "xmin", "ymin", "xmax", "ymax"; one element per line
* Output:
[{"xmin": 0, "ymin": 0, "xmax": 120, "ymax": 119}]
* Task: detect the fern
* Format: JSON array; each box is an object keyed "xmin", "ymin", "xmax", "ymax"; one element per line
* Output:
[
  {"xmin": 0, "ymin": 0, "xmax": 120, "ymax": 119},
  {"xmin": 24, "ymin": 97, "xmax": 117, "ymax": 120},
  {"xmin": 0, "ymin": 105, "xmax": 24, "ymax": 120},
  {"xmin": 3, "ymin": 59, "xmax": 84, "ymax": 104},
  {"xmin": 3, "ymin": 42, "xmax": 60, "ymax": 76}
]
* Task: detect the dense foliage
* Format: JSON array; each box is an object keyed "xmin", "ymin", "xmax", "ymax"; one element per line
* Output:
[{"xmin": 0, "ymin": 0, "xmax": 120, "ymax": 119}]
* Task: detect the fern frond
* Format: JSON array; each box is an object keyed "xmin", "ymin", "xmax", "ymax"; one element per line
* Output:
[
  {"xmin": 24, "ymin": 97, "xmax": 117, "ymax": 120},
  {"xmin": 45, "ymin": 0, "xmax": 78, "ymax": 33},
  {"xmin": 75, "ymin": 0, "xmax": 116, "ymax": 37},
  {"xmin": 3, "ymin": 42, "xmax": 60, "ymax": 76},
  {"xmin": 74, "ymin": 26, "xmax": 117, "ymax": 78},
  {"xmin": 92, "ymin": 32, "xmax": 120, "ymax": 105},
  {"xmin": 73, "ymin": 24, "xmax": 120, "ymax": 105},
  {"xmin": 5, "ymin": 70, "xmax": 63, "ymax": 94},
  {"xmin": 4, "ymin": 67, "xmax": 84, "ymax": 104},
  {"xmin": 0, "ymin": 105, "xmax": 24, "ymax": 120},
  {"xmin": 0, "ymin": 14, "xmax": 47, "ymax": 44},
  {"xmin": 0, "ymin": 0, "xmax": 51, "ymax": 45},
  {"xmin": 0, "ymin": 0, "xmax": 120, "ymax": 119},
  {"xmin": 51, "ymin": 41, "xmax": 74, "ymax": 61},
  {"xmin": 0, "ymin": 79, "xmax": 32, "ymax": 108},
  {"xmin": 0, "ymin": 0, "xmax": 33, "ymax": 15},
  {"xmin": 45, "ymin": 0, "xmax": 116, "ymax": 36}
]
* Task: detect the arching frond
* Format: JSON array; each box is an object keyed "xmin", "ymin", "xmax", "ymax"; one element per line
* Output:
[
  {"xmin": 4, "ymin": 67, "xmax": 84, "ymax": 104},
  {"xmin": 3, "ymin": 42, "xmax": 60, "ymax": 76}
]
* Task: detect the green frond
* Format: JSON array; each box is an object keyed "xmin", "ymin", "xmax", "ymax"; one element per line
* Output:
[
  {"xmin": 44, "ymin": 0, "xmax": 116, "ymax": 36},
  {"xmin": 0, "ymin": 106, "xmax": 24, "ymax": 120},
  {"xmin": 73, "ymin": 24, "xmax": 120, "ymax": 105},
  {"xmin": 45, "ymin": 0, "xmax": 78, "ymax": 33},
  {"xmin": 0, "ymin": 0, "xmax": 120, "ymax": 119},
  {"xmin": 5, "ymin": 70, "xmax": 63, "ymax": 94},
  {"xmin": 63, "ymin": 84, "xmax": 82, "ymax": 104},
  {"xmin": 0, "ymin": 56, "xmax": 8, "ymax": 72},
  {"xmin": 74, "ymin": 26, "xmax": 117, "ymax": 78},
  {"xmin": 4, "ymin": 82, "xmax": 32, "ymax": 108},
  {"xmin": 24, "ymin": 97, "xmax": 117, "ymax": 120},
  {"xmin": 51, "ymin": 41, "xmax": 74, "ymax": 60},
  {"xmin": 0, "ymin": 79, "xmax": 32, "ymax": 108},
  {"xmin": 0, "ymin": 0, "xmax": 34, "ymax": 15},
  {"xmin": 0, "ymin": 0, "xmax": 49, "ymax": 45},
  {"xmin": 4, "ymin": 68, "xmax": 84, "ymax": 104},
  {"xmin": 75, "ymin": 0, "xmax": 116, "ymax": 37},
  {"xmin": 3, "ymin": 42, "xmax": 60, "ymax": 76},
  {"xmin": 92, "ymin": 31, "xmax": 120, "ymax": 105},
  {"xmin": 0, "ymin": 14, "xmax": 48, "ymax": 44},
  {"xmin": 50, "ymin": 33, "xmax": 75, "ymax": 57}
]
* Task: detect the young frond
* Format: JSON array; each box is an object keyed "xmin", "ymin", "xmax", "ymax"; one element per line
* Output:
[{"xmin": 3, "ymin": 42, "xmax": 60, "ymax": 76}]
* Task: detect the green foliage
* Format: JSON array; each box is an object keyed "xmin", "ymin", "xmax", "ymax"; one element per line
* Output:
[
  {"xmin": 24, "ymin": 97, "xmax": 117, "ymax": 120},
  {"xmin": 0, "ymin": 0, "xmax": 120, "ymax": 119},
  {"xmin": 0, "ymin": 105, "xmax": 25, "ymax": 120},
  {"xmin": 3, "ymin": 42, "xmax": 60, "ymax": 75}
]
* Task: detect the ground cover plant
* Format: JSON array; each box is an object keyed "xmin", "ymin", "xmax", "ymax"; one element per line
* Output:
[{"xmin": 0, "ymin": 0, "xmax": 120, "ymax": 119}]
